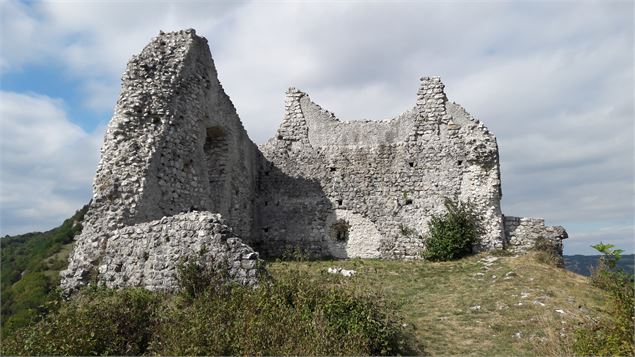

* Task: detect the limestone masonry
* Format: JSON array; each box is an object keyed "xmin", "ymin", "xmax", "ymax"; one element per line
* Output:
[{"xmin": 61, "ymin": 29, "xmax": 567, "ymax": 293}]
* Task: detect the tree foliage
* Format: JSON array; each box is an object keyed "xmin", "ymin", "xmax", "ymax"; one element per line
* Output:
[
  {"xmin": 1, "ymin": 205, "xmax": 88, "ymax": 336},
  {"xmin": 573, "ymin": 243, "xmax": 634, "ymax": 356},
  {"xmin": 423, "ymin": 198, "xmax": 482, "ymax": 261}
]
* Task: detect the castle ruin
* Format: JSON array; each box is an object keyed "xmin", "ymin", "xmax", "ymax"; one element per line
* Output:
[{"xmin": 61, "ymin": 29, "xmax": 567, "ymax": 293}]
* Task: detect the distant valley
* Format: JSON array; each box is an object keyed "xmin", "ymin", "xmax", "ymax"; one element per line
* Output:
[{"xmin": 564, "ymin": 254, "xmax": 635, "ymax": 276}]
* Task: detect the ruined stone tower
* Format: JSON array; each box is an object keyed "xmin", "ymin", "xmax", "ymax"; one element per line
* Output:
[{"xmin": 61, "ymin": 29, "xmax": 567, "ymax": 293}]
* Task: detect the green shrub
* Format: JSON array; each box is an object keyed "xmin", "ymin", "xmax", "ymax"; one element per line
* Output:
[
  {"xmin": 151, "ymin": 268, "xmax": 412, "ymax": 356},
  {"xmin": 423, "ymin": 198, "xmax": 482, "ymax": 261},
  {"xmin": 1, "ymin": 287, "xmax": 162, "ymax": 356},
  {"xmin": 532, "ymin": 236, "xmax": 564, "ymax": 267},
  {"xmin": 176, "ymin": 259, "xmax": 230, "ymax": 300},
  {"xmin": 1, "ymin": 269, "xmax": 413, "ymax": 356},
  {"xmin": 573, "ymin": 243, "xmax": 634, "ymax": 356}
]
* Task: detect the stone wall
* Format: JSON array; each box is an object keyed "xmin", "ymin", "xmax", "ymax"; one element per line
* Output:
[
  {"xmin": 62, "ymin": 211, "xmax": 261, "ymax": 294},
  {"xmin": 62, "ymin": 29, "xmax": 263, "ymax": 293},
  {"xmin": 62, "ymin": 29, "xmax": 569, "ymax": 293},
  {"xmin": 86, "ymin": 28, "xmax": 260, "ymax": 239},
  {"xmin": 256, "ymin": 78, "xmax": 504, "ymax": 259},
  {"xmin": 503, "ymin": 216, "xmax": 568, "ymax": 254}
]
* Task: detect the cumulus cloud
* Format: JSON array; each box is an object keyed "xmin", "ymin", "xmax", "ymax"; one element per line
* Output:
[
  {"xmin": 0, "ymin": 0, "xmax": 632, "ymax": 254},
  {"xmin": 0, "ymin": 91, "xmax": 104, "ymax": 235}
]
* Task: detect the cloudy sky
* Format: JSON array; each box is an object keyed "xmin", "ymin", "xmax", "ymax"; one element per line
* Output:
[{"xmin": 0, "ymin": 0, "xmax": 632, "ymax": 255}]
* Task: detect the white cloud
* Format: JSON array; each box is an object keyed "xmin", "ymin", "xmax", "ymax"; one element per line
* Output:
[
  {"xmin": 0, "ymin": 1, "xmax": 632, "ymax": 253},
  {"xmin": 0, "ymin": 91, "xmax": 104, "ymax": 235}
]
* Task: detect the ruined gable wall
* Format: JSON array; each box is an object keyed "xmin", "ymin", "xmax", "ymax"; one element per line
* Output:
[
  {"xmin": 62, "ymin": 30, "xmax": 262, "ymax": 293},
  {"xmin": 83, "ymin": 29, "xmax": 259, "ymax": 237},
  {"xmin": 256, "ymin": 77, "xmax": 504, "ymax": 259}
]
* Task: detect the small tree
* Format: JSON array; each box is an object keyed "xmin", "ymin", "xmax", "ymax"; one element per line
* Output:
[
  {"xmin": 591, "ymin": 242, "xmax": 624, "ymax": 270},
  {"xmin": 423, "ymin": 198, "xmax": 482, "ymax": 261},
  {"xmin": 574, "ymin": 243, "xmax": 634, "ymax": 356}
]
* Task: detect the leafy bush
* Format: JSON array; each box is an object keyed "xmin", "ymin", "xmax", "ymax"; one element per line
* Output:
[
  {"xmin": 573, "ymin": 243, "xmax": 634, "ymax": 356},
  {"xmin": 1, "ymin": 267, "xmax": 413, "ymax": 356},
  {"xmin": 176, "ymin": 259, "xmax": 230, "ymax": 300},
  {"xmin": 1, "ymin": 287, "xmax": 162, "ymax": 356},
  {"xmin": 152, "ymin": 266, "xmax": 411, "ymax": 355},
  {"xmin": 423, "ymin": 198, "xmax": 482, "ymax": 261},
  {"xmin": 532, "ymin": 236, "xmax": 564, "ymax": 267}
]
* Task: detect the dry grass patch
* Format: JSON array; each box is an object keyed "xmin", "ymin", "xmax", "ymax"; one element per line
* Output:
[{"xmin": 268, "ymin": 253, "xmax": 609, "ymax": 356}]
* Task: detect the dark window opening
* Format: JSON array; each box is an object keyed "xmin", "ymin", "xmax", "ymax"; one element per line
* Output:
[
  {"xmin": 405, "ymin": 198, "xmax": 413, "ymax": 205},
  {"xmin": 264, "ymin": 171, "xmax": 270, "ymax": 176},
  {"xmin": 330, "ymin": 167, "xmax": 336, "ymax": 172},
  {"xmin": 458, "ymin": 160, "xmax": 463, "ymax": 166},
  {"xmin": 408, "ymin": 162, "xmax": 414, "ymax": 167},
  {"xmin": 182, "ymin": 159, "xmax": 193, "ymax": 173},
  {"xmin": 263, "ymin": 227, "xmax": 269, "ymax": 233},
  {"xmin": 277, "ymin": 135, "xmax": 283, "ymax": 140},
  {"xmin": 276, "ymin": 201, "xmax": 280, "ymax": 206},
  {"xmin": 204, "ymin": 125, "xmax": 229, "ymax": 213},
  {"xmin": 331, "ymin": 219, "xmax": 350, "ymax": 242},
  {"xmin": 205, "ymin": 126, "xmax": 225, "ymax": 140},
  {"xmin": 264, "ymin": 201, "xmax": 268, "ymax": 206},
  {"xmin": 337, "ymin": 199, "xmax": 343, "ymax": 206}
]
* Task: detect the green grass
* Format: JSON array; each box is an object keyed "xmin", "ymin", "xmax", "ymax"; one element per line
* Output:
[
  {"xmin": 2, "ymin": 269, "xmax": 414, "ymax": 356},
  {"xmin": 267, "ymin": 252, "xmax": 609, "ymax": 356},
  {"xmin": 1, "ymin": 205, "xmax": 616, "ymax": 356}
]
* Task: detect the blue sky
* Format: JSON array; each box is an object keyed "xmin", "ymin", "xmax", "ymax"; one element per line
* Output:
[{"xmin": 0, "ymin": 0, "xmax": 633, "ymax": 255}]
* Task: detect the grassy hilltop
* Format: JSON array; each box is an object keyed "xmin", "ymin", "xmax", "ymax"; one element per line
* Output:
[
  {"xmin": 268, "ymin": 253, "xmax": 610, "ymax": 356},
  {"xmin": 1, "ymin": 211, "xmax": 632, "ymax": 356}
]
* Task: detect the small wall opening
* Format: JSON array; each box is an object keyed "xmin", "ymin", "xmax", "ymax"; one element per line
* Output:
[
  {"xmin": 330, "ymin": 167, "xmax": 336, "ymax": 172},
  {"xmin": 337, "ymin": 199, "xmax": 343, "ymax": 206},
  {"xmin": 331, "ymin": 219, "xmax": 350, "ymax": 242},
  {"xmin": 182, "ymin": 159, "xmax": 193, "ymax": 174},
  {"xmin": 408, "ymin": 162, "xmax": 414, "ymax": 167},
  {"xmin": 203, "ymin": 125, "xmax": 229, "ymax": 209},
  {"xmin": 457, "ymin": 160, "xmax": 463, "ymax": 166}
]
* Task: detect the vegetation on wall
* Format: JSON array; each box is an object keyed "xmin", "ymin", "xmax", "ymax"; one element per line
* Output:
[
  {"xmin": 331, "ymin": 219, "xmax": 351, "ymax": 242},
  {"xmin": 423, "ymin": 198, "xmax": 482, "ymax": 261},
  {"xmin": 531, "ymin": 236, "xmax": 564, "ymax": 267}
]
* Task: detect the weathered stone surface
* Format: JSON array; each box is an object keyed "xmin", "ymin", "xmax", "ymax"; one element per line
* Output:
[
  {"xmin": 503, "ymin": 216, "xmax": 568, "ymax": 254},
  {"xmin": 61, "ymin": 29, "xmax": 263, "ymax": 294},
  {"xmin": 61, "ymin": 28, "xmax": 568, "ymax": 293},
  {"xmin": 256, "ymin": 79, "xmax": 506, "ymax": 258},
  {"xmin": 61, "ymin": 211, "xmax": 262, "ymax": 294}
]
